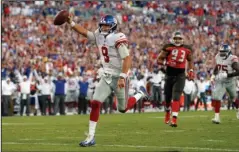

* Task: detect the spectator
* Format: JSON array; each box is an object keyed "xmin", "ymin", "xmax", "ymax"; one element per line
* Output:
[
  {"xmin": 53, "ymin": 73, "xmax": 67, "ymax": 115},
  {"xmin": 65, "ymin": 73, "xmax": 79, "ymax": 114},
  {"xmin": 183, "ymin": 77, "xmax": 195, "ymax": 111},
  {"xmin": 148, "ymin": 67, "xmax": 165, "ymax": 109},
  {"xmin": 1, "ymin": 78, "xmax": 16, "ymax": 116},
  {"xmin": 29, "ymin": 76, "xmax": 39, "ymax": 116},
  {"xmin": 195, "ymin": 77, "xmax": 208, "ymax": 111},
  {"xmin": 36, "ymin": 74, "xmax": 54, "ymax": 115},
  {"xmin": 78, "ymin": 75, "xmax": 89, "ymax": 115},
  {"xmin": 16, "ymin": 70, "xmax": 33, "ymax": 116}
]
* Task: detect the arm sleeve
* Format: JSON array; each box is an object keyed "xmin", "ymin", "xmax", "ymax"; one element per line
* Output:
[
  {"xmin": 118, "ymin": 44, "xmax": 130, "ymax": 59},
  {"xmin": 87, "ymin": 31, "xmax": 96, "ymax": 42}
]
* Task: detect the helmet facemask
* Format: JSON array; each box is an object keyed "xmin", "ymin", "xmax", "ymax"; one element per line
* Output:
[
  {"xmin": 171, "ymin": 31, "xmax": 184, "ymax": 46},
  {"xmin": 99, "ymin": 23, "xmax": 117, "ymax": 36},
  {"xmin": 173, "ymin": 37, "xmax": 183, "ymax": 46},
  {"xmin": 219, "ymin": 45, "xmax": 231, "ymax": 60}
]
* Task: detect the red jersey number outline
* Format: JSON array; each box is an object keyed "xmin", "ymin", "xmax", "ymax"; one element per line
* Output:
[
  {"xmin": 171, "ymin": 49, "xmax": 186, "ymax": 62},
  {"xmin": 217, "ymin": 64, "xmax": 228, "ymax": 73},
  {"xmin": 101, "ymin": 46, "xmax": 110, "ymax": 63}
]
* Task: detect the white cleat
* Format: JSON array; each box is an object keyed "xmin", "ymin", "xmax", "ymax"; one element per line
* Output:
[
  {"xmin": 212, "ymin": 118, "xmax": 220, "ymax": 124},
  {"xmin": 79, "ymin": 133, "xmax": 96, "ymax": 147}
]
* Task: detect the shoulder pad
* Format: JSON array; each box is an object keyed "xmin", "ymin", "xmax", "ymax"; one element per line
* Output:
[
  {"xmin": 162, "ymin": 43, "xmax": 174, "ymax": 51},
  {"xmin": 114, "ymin": 33, "xmax": 128, "ymax": 48},
  {"xmin": 230, "ymin": 55, "xmax": 238, "ymax": 63},
  {"xmin": 183, "ymin": 44, "xmax": 193, "ymax": 52}
]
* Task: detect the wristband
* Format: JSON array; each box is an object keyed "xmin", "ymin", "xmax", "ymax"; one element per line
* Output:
[
  {"xmin": 70, "ymin": 21, "xmax": 76, "ymax": 27},
  {"xmin": 119, "ymin": 73, "xmax": 127, "ymax": 79}
]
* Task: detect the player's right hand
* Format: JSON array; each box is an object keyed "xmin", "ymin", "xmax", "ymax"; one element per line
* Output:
[
  {"xmin": 215, "ymin": 72, "xmax": 227, "ymax": 81},
  {"xmin": 117, "ymin": 78, "xmax": 125, "ymax": 89}
]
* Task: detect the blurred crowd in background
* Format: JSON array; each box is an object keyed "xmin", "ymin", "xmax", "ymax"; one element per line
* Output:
[{"xmin": 1, "ymin": 1, "xmax": 239, "ymax": 116}]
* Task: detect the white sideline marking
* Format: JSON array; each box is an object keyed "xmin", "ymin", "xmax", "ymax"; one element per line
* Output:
[
  {"xmin": 206, "ymin": 139, "xmax": 224, "ymax": 142},
  {"xmin": 56, "ymin": 134, "xmax": 116, "ymax": 139},
  {"xmin": 162, "ymin": 130, "xmax": 185, "ymax": 133},
  {"xmin": 2, "ymin": 142, "xmax": 239, "ymax": 151},
  {"xmin": 21, "ymin": 138, "xmax": 45, "ymax": 141},
  {"xmin": 2, "ymin": 123, "xmax": 44, "ymax": 126},
  {"xmin": 150, "ymin": 115, "xmax": 208, "ymax": 119}
]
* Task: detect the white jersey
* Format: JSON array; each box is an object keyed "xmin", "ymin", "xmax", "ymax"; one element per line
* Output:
[
  {"xmin": 88, "ymin": 30, "xmax": 129, "ymax": 76},
  {"xmin": 66, "ymin": 77, "xmax": 79, "ymax": 91},
  {"xmin": 215, "ymin": 53, "xmax": 238, "ymax": 81}
]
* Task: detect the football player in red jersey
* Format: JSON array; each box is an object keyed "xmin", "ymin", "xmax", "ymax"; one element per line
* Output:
[{"xmin": 157, "ymin": 31, "xmax": 194, "ymax": 127}]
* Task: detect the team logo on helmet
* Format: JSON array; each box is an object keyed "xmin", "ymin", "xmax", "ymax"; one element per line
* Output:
[
  {"xmin": 99, "ymin": 15, "xmax": 117, "ymax": 35},
  {"xmin": 219, "ymin": 44, "xmax": 231, "ymax": 60}
]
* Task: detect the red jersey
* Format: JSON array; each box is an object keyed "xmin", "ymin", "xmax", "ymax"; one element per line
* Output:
[
  {"xmin": 162, "ymin": 43, "xmax": 193, "ymax": 76},
  {"xmin": 162, "ymin": 44, "xmax": 192, "ymax": 69}
]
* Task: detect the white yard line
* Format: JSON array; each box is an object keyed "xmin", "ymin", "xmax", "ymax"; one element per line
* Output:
[
  {"xmin": 149, "ymin": 115, "xmax": 209, "ymax": 119},
  {"xmin": 162, "ymin": 130, "xmax": 185, "ymax": 133},
  {"xmin": 2, "ymin": 142, "xmax": 239, "ymax": 151},
  {"xmin": 21, "ymin": 138, "xmax": 45, "ymax": 141},
  {"xmin": 205, "ymin": 139, "xmax": 224, "ymax": 142},
  {"xmin": 2, "ymin": 123, "xmax": 44, "ymax": 126}
]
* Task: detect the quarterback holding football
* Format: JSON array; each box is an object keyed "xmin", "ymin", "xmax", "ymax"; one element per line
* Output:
[{"xmin": 66, "ymin": 14, "xmax": 149, "ymax": 147}]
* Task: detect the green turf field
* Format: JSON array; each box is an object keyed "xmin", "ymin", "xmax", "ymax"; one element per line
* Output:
[{"xmin": 2, "ymin": 111, "xmax": 239, "ymax": 152}]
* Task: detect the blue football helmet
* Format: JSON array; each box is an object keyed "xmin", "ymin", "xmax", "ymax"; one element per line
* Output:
[
  {"xmin": 99, "ymin": 15, "xmax": 117, "ymax": 35},
  {"xmin": 219, "ymin": 44, "xmax": 231, "ymax": 59}
]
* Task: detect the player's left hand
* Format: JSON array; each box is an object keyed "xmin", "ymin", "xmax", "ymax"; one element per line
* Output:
[
  {"xmin": 215, "ymin": 72, "xmax": 228, "ymax": 80},
  {"xmin": 117, "ymin": 78, "xmax": 125, "ymax": 89}
]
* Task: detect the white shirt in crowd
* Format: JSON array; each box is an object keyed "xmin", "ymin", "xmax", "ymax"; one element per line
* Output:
[
  {"xmin": 150, "ymin": 71, "xmax": 165, "ymax": 86},
  {"xmin": 2, "ymin": 79, "xmax": 16, "ymax": 95},
  {"xmin": 196, "ymin": 79, "xmax": 207, "ymax": 93},
  {"xmin": 66, "ymin": 77, "xmax": 79, "ymax": 91},
  {"xmin": 131, "ymin": 79, "xmax": 145, "ymax": 92},
  {"xmin": 183, "ymin": 79, "xmax": 195, "ymax": 95},
  {"xmin": 37, "ymin": 79, "xmax": 54, "ymax": 95},
  {"xmin": 16, "ymin": 70, "xmax": 33, "ymax": 94}
]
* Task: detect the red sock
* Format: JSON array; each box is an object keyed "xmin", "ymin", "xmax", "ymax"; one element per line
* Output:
[
  {"xmin": 90, "ymin": 100, "xmax": 101, "ymax": 122},
  {"xmin": 126, "ymin": 97, "xmax": 137, "ymax": 110},
  {"xmin": 234, "ymin": 99, "xmax": 239, "ymax": 109},
  {"xmin": 214, "ymin": 100, "xmax": 221, "ymax": 113},
  {"xmin": 211, "ymin": 100, "xmax": 216, "ymax": 108},
  {"xmin": 113, "ymin": 100, "xmax": 117, "ymax": 110},
  {"xmin": 171, "ymin": 100, "xmax": 180, "ymax": 117}
]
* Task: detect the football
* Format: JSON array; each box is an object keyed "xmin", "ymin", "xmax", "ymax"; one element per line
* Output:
[{"xmin": 54, "ymin": 10, "xmax": 69, "ymax": 25}]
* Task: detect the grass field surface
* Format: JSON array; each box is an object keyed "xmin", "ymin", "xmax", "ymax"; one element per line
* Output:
[{"xmin": 2, "ymin": 111, "xmax": 239, "ymax": 152}]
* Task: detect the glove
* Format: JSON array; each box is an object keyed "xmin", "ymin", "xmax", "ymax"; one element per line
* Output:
[
  {"xmin": 215, "ymin": 72, "xmax": 228, "ymax": 81},
  {"xmin": 188, "ymin": 69, "xmax": 194, "ymax": 80}
]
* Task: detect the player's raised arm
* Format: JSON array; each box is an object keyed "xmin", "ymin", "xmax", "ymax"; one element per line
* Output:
[{"xmin": 67, "ymin": 14, "xmax": 95, "ymax": 41}]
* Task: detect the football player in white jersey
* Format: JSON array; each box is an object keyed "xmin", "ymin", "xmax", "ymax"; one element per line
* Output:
[
  {"xmin": 211, "ymin": 44, "xmax": 239, "ymax": 124},
  {"xmin": 67, "ymin": 15, "xmax": 149, "ymax": 147}
]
